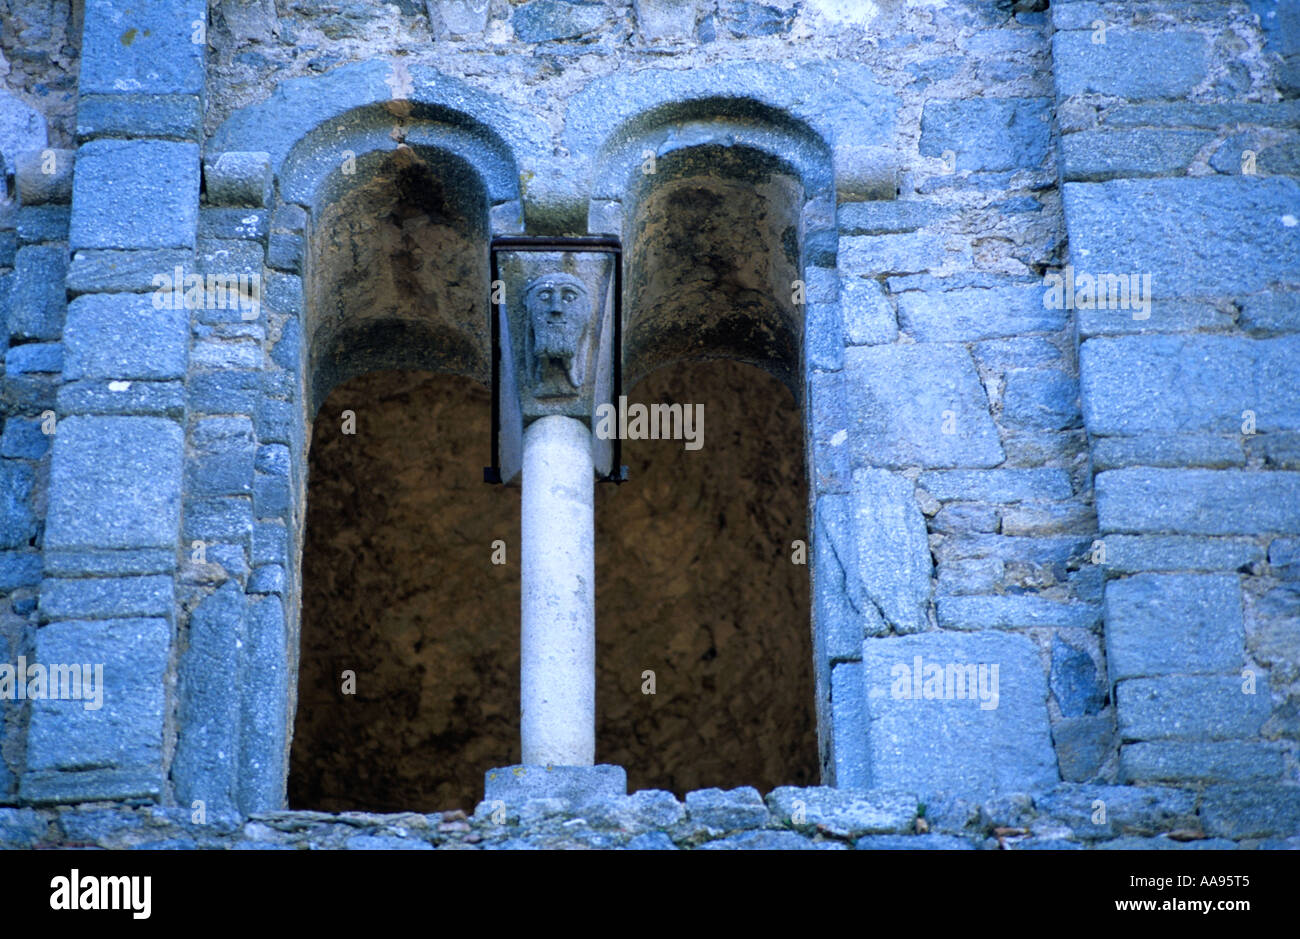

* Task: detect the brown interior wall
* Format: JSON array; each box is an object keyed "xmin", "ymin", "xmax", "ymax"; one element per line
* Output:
[{"xmin": 290, "ymin": 360, "xmax": 813, "ymax": 813}]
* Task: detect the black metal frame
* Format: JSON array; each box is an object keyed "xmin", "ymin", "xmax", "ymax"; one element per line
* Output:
[{"xmin": 485, "ymin": 234, "xmax": 627, "ymax": 484}]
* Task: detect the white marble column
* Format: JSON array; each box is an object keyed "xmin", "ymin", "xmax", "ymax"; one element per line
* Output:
[{"xmin": 520, "ymin": 414, "xmax": 595, "ymax": 765}]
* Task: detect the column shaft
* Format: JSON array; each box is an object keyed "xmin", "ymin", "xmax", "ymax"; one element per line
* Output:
[{"xmin": 520, "ymin": 415, "xmax": 595, "ymax": 765}]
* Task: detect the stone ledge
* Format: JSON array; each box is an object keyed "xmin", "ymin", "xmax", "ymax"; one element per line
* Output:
[{"xmin": 4, "ymin": 783, "xmax": 1296, "ymax": 849}]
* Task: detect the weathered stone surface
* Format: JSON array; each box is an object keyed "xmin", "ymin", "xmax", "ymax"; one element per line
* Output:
[
  {"xmin": 1076, "ymin": 300, "xmax": 1234, "ymax": 338},
  {"xmin": 484, "ymin": 765, "xmax": 627, "ymax": 809},
  {"xmin": 187, "ymin": 370, "xmax": 264, "ymax": 414},
  {"xmin": 38, "ymin": 575, "xmax": 173, "ymax": 620},
  {"xmin": 1251, "ymin": 0, "xmax": 1300, "ymax": 56},
  {"xmin": 183, "ymin": 498, "xmax": 254, "ymax": 545},
  {"xmin": 698, "ymin": 830, "xmax": 826, "ymax": 849},
  {"xmin": 239, "ymin": 595, "xmax": 290, "ymax": 813},
  {"xmin": 1101, "ymin": 100, "xmax": 1300, "ymax": 129},
  {"xmin": 429, "ymin": 0, "xmax": 492, "ymax": 39},
  {"xmin": 24, "ymin": 618, "xmax": 170, "ymax": 773},
  {"xmin": 0, "ymin": 461, "xmax": 37, "ymax": 549},
  {"xmin": 42, "ymin": 548, "xmax": 175, "ymax": 578},
  {"xmin": 1096, "ymin": 469, "xmax": 1300, "ymax": 535},
  {"xmin": 56, "ymin": 380, "xmax": 186, "ymax": 417},
  {"xmin": 1052, "ymin": 30, "xmax": 1209, "ymax": 99},
  {"xmin": 1120, "ymin": 742, "xmax": 1283, "ymax": 785},
  {"xmin": 1095, "ymin": 836, "xmax": 1240, "ymax": 850},
  {"xmin": 718, "ymin": 1, "xmax": 795, "ymax": 38},
  {"xmin": 63, "ymin": 294, "xmax": 189, "ymax": 381},
  {"xmin": 9, "ymin": 244, "xmax": 68, "ymax": 341},
  {"xmin": 1239, "ymin": 292, "xmax": 1300, "ymax": 334},
  {"xmin": 1092, "ymin": 435, "xmax": 1244, "ymax": 471},
  {"xmin": 937, "ymin": 595, "xmax": 1101, "ymax": 631},
  {"xmin": 69, "ymin": 140, "xmax": 200, "ymax": 251},
  {"xmin": 815, "ymin": 493, "xmax": 871, "ymax": 659},
  {"xmin": 345, "ymin": 834, "xmax": 433, "ymax": 850},
  {"xmin": 1105, "ymin": 574, "xmax": 1244, "ymax": 681},
  {"xmin": 840, "ymin": 231, "xmax": 963, "ymax": 275},
  {"xmin": 266, "ymin": 233, "xmax": 302, "ymax": 273},
  {"xmin": 918, "ymin": 469, "xmax": 1071, "ymax": 502},
  {"xmin": 0, "ymin": 809, "xmax": 49, "ymax": 848},
  {"xmin": 1255, "ymin": 598, "xmax": 1300, "ymax": 677},
  {"xmin": 0, "ymin": 550, "xmax": 41, "ymax": 590},
  {"xmin": 76, "ymin": 93, "xmax": 203, "ymax": 141},
  {"xmin": 0, "ymin": 88, "xmax": 47, "ymax": 167},
  {"xmin": 830, "ymin": 661, "xmax": 869, "ymax": 789},
  {"xmin": 1255, "ymin": 433, "xmax": 1300, "ymax": 471},
  {"xmin": 854, "ymin": 833, "xmax": 974, "ymax": 850},
  {"xmin": 1052, "ymin": 714, "xmax": 1114, "ymax": 782},
  {"xmin": 767, "ymin": 786, "xmax": 916, "ymax": 837},
  {"xmin": 1050, "ymin": 638, "xmax": 1105, "ymax": 718},
  {"xmin": 631, "ymin": 0, "xmax": 698, "ymax": 41},
  {"xmin": 512, "ymin": 0, "xmax": 608, "ymax": 42},
  {"xmin": 1116, "ymin": 676, "xmax": 1272, "ymax": 742},
  {"xmin": 919, "ymin": 98, "xmax": 1052, "ymax": 172},
  {"xmin": 1033, "ymin": 784, "xmax": 1197, "ymax": 841},
  {"xmin": 192, "ymin": 340, "xmax": 261, "ymax": 370},
  {"xmin": 252, "ymin": 521, "xmax": 288, "ymax": 567},
  {"xmin": 976, "ymin": 339, "xmax": 1064, "ymax": 375},
  {"xmin": 1200, "ymin": 786, "xmax": 1300, "ymax": 839},
  {"xmin": 4, "ymin": 341, "xmax": 62, "ymax": 374},
  {"xmin": 16, "ymin": 206, "xmax": 69, "ymax": 244},
  {"xmin": 18, "ymin": 768, "xmax": 164, "ymax": 806},
  {"xmin": 1000, "ymin": 502, "xmax": 1095, "ymax": 537},
  {"xmin": 45, "ymin": 417, "xmax": 184, "ymax": 551},
  {"xmin": 1059, "ymin": 129, "xmax": 1211, "ymax": 181},
  {"xmin": 625, "ymin": 790, "xmax": 685, "ymax": 829},
  {"xmin": 841, "ymin": 276, "xmax": 897, "ymax": 345},
  {"xmin": 935, "ymin": 556, "xmax": 1003, "ymax": 596},
  {"xmin": 199, "ymin": 208, "xmax": 267, "ymax": 241},
  {"xmin": 804, "ymin": 301, "xmax": 843, "ymax": 371},
  {"xmin": 850, "ymin": 468, "xmax": 931, "ymax": 634},
  {"xmin": 1001, "ymin": 369, "xmax": 1078, "ymax": 431},
  {"xmin": 843, "ymin": 344, "xmax": 1004, "ymax": 469},
  {"xmin": 683, "ymin": 786, "xmax": 769, "ymax": 832},
  {"xmin": 839, "ymin": 200, "xmax": 954, "ymax": 235},
  {"xmin": 67, "ymin": 248, "xmax": 194, "ymax": 295},
  {"xmin": 897, "ymin": 285, "xmax": 1065, "ymax": 341},
  {"xmin": 14, "ymin": 148, "xmax": 75, "ymax": 204},
  {"xmin": 247, "ymin": 564, "xmax": 284, "ymax": 595},
  {"xmin": 3, "ymin": 777, "xmax": 1296, "ymax": 847},
  {"xmin": 1210, "ymin": 131, "xmax": 1300, "ymax": 177},
  {"xmin": 861, "ymin": 631, "xmax": 1058, "ymax": 798},
  {"xmin": 79, "ymin": 0, "xmax": 208, "ymax": 96},
  {"xmin": 172, "ymin": 583, "xmax": 246, "ymax": 813},
  {"xmin": 832, "ymin": 145, "xmax": 901, "ymax": 202},
  {"xmin": 1081, "ymin": 335, "xmax": 1300, "ymax": 435},
  {"xmin": 1063, "ymin": 178, "xmax": 1300, "ymax": 299},
  {"xmin": 204, "ymin": 151, "xmax": 273, "ymax": 207}
]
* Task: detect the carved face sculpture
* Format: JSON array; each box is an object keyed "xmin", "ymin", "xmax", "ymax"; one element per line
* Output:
[{"xmin": 525, "ymin": 272, "xmax": 593, "ymax": 395}]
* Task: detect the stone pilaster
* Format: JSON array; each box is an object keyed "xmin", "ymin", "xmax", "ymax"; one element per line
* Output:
[{"xmin": 20, "ymin": 0, "xmax": 208, "ymax": 805}]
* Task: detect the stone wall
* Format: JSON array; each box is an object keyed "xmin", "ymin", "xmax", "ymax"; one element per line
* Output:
[
  {"xmin": 1050, "ymin": 0, "xmax": 1299, "ymax": 794},
  {"xmin": 0, "ymin": 0, "xmax": 1296, "ymax": 846},
  {"xmin": 4, "ymin": 779, "xmax": 1299, "ymax": 849}
]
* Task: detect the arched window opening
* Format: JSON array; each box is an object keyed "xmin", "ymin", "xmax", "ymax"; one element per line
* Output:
[
  {"xmin": 595, "ymin": 360, "xmax": 815, "ymax": 794},
  {"xmin": 291, "ymin": 370, "xmax": 517, "ymax": 812},
  {"xmin": 289, "ymin": 143, "xmax": 505, "ymax": 812}
]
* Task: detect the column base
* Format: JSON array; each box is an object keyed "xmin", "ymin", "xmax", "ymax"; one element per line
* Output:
[{"xmin": 483, "ymin": 764, "xmax": 626, "ymax": 808}]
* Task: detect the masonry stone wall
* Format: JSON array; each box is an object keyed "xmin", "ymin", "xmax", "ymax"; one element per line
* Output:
[{"xmin": 0, "ymin": 0, "xmax": 1298, "ymax": 847}]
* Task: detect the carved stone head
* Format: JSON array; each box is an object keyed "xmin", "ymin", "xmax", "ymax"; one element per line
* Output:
[{"xmin": 524, "ymin": 271, "xmax": 593, "ymax": 397}]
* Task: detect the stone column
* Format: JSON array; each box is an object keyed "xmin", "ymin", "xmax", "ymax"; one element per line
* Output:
[{"xmin": 520, "ymin": 414, "xmax": 595, "ymax": 765}]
